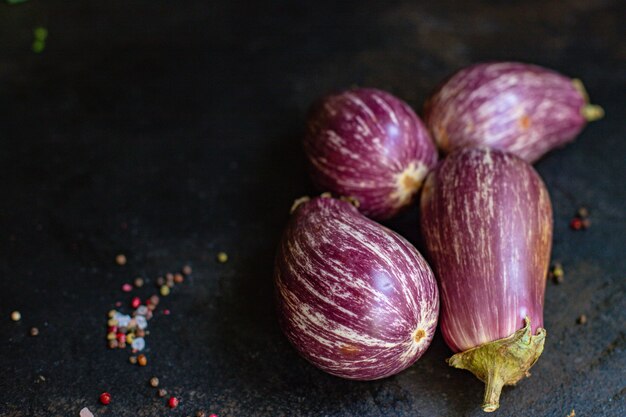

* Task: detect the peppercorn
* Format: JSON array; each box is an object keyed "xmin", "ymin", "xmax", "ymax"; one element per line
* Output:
[
  {"xmin": 122, "ymin": 283, "xmax": 133, "ymax": 292},
  {"xmin": 158, "ymin": 388, "xmax": 167, "ymax": 397},
  {"xmin": 108, "ymin": 310, "xmax": 117, "ymax": 318},
  {"xmin": 581, "ymin": 218, "xmax": 591, "ymax": 229},
  {"xmin": 550, "ymin": 262, "xmax": 564, "ymax": 284},
  {"xmin": 108, "ymin": 340, "xmax": 119, "ymax": 349},
  {"xmin": 570, "ymin": 218, "xmax": 583, "ymax": 230},
  {"xmin": 182, "ymin": 265, "xmax": 192, "ymax": 275},
  {"xmin": 134, "ymin": 277, "xmax": 144, "ymax": 288},
  {"xmin": 107, "ymin": 332, "xmax": 116, "ymax": 341},
  {"xmin": 209, "ymin": 414, "xmax": 218, "ymax": 417},
  {"xmin": 577, "ymin": 314, "xmax": 588, "ymax": 325},
  {"xmin": 577, "ymin": 207, "xmax": 589, "ymax": 218},
  {"xmin": 30, "ymin": 327, "xmax": 39, "ymax": 336},
  {"xmin": 149, "ymin": 377, "xmax": 159, "ymax": 387},
  {"xmin": 99, "ymin": 392, "xmax": 111, "ymax": 405},
  {"xmin": 168, "ymin": 397, "xmax": 179, "ymax": 409},
  {"xmin": 129, "ymin": 356, "xmax": 137, "ymax": 364},
  {"xmin": 196, "ymin": 411, "xmax": 207, "ymax": 417},
  {"xmin": 156, "ymin": 276, "xmax": 165, "ymax": 287},
  {"xmin": 174, "ymin": 273, "xmax": 184, "ymax": 284},
  {"xmin": 10, "ymin": 311, "xmax": 21, "ymax": 321},
  {"xmin": 149, "ymin": 295, "xmax": 160, "ymax": 305},
  {"xmin": 131, "ymin": 297, "xmax": 141, "ymax": 309},
  {"xmin": 160, "ymin": 285, "xmax": 170, "ymax": 296},
  {"xmin": 115, "ymin": 254, "xmax": 127, "ymax": 266},
  {"xmin": 216, "ymin": 252, "xmax": 228, "ymax": 263},
  {"xmin": 137, "ymin": 354, "xmax": 147, "ymax": 366},
  {"xmin": 107, "ymin": 319, "xmax": 118, "ymax": 327}
]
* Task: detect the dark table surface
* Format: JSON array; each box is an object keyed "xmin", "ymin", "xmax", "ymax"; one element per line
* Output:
[{"xmin": 1, "ymin": 1, "xmax": 625, "ymax": 416}]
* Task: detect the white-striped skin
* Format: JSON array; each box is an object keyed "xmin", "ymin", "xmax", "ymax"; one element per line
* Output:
[
  {"xmin": 420, "ymin": 148, "xmax": 552, "ymax": 352},
  {"xmin": 424, "ymin": 62, "xmax": 589, "ymax": 163},
  {"xmin": 305, "ymin": 88, "xmax": 438, "ymax": 220},
  {"xmin": 275, "ymin": 196, "xmax": 439, "ymax": 380}
]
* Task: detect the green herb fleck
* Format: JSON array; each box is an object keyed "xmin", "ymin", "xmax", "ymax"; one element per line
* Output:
[{"xmin": 32, "ymin": 27, "xmax": 48, "ymax": 53}]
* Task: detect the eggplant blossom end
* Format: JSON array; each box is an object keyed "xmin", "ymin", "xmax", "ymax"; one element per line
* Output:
[{"xmin": 446, "ymin": 317, "xmax": 546, "ymax": 413}]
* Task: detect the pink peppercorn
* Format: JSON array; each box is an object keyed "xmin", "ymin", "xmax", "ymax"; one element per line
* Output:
[
  {"xmin": 131, "ymin": 297, "xmax": 141, "ymax": 309},
  {"xmin": 168, "ymin": 397, "xmax": 179, "ymax": 408},
  {"xmin": 122, "ymin": 283, "xmax": 132, "ymax": 292},
  {"xmin": 163, "ymin": 309, "xmax": 170, "ymax": 315},
  {"xmin": 116, "ymin": 333, "xmax": 126, "ymax": 343},
  {"xmin": 570, "ymin": 217, "xmax": 583, "ymax": 230},
  {"xmin": 99, "ymin": 392, "xmax": 111, "ymax": 405}
]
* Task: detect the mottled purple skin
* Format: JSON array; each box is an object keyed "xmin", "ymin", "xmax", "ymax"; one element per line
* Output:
[
  {"xmin": 424, "ymin": 62, "xmax": 591, "ymax": 163},
  {"xmin": 419, "ymin": 148, "xmax": 552, "ymax": 353},
  {"xmin": 275, "ymin": 196, "xmax": 439, "ymax": 380},
  {"xmin": 304, "ymin": 88, "xmax": 438, "ymax": 220}
]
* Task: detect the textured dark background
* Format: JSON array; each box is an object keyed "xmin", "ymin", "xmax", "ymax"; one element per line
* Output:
[{"xmin": 0, "ymin": 1, "xmax": 624, "ymax": 416}]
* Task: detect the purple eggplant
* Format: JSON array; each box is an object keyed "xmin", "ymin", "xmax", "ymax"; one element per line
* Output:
[
  {"xmin": 304, "ymin": 88, "xmax": 438, "ymax": 220},
  {"xmin": 424, "ymin": 62, "xmax": 604, "ymax": 162},
  {"xmin": 420, "ymin": 148, "xmax": 552, "ymax": 412},
  {"xmin": 275, "ymin": 195, "xmax": 439, "ymax": 380}
]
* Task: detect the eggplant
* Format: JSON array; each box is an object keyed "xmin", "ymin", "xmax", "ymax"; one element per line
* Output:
[
  {"xmin": 275, "ymin": 195, "xmax": 439, "ymax": 380},
  {"xmin": 304, "ymin": 88, "xmax": 438, "ymax": 220},
  {"xmin": 424, "ymin": 62, "xmax": 603, "ymax": 162},
  {"xmin": 420, "ymin": 147, "xmax": 552, "ymax": 412}
]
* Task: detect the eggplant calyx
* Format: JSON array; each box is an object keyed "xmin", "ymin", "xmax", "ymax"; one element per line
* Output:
[
  {"xmin": 572, "ymin": 79, "xmax": 604, "ymax": 122},
  {"xmin": 446, "ymin": 317, "xmax": 546, "ymax": 413}
]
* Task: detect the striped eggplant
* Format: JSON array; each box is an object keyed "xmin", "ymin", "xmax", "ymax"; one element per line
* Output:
[
  {"xmin": 419, "ymin": 148, "xmax": 552, "ymax": 412},
  {"xmin": 424, "ymin": 62, "xmax": 604, "ymax": 163},
  {"xmin": 275, "ymin": 195, "xmax": 439, "ymax": 380},
  {"xmin": 304, "ymin": 88, "xmax": 438, "ymax": 220}
]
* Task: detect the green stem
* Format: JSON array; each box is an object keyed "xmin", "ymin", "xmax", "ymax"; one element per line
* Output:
[
  {"xmin": 482, "ymin": 369, "xmax": 505, "ymax": 412},
  {"xmin": 447, "ymin": 317, "xmax": 546, "ymax": 413},
  {"xmin": 572, "ymin": 78, "xmax": 604, "ymax": 122},
  {"xmin": 582, "ymin": 104, "xmax": 604, "ymax": 122}
]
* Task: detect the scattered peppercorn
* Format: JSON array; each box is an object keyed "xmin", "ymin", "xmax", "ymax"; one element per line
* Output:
[
  {"xmin": 570, "ymin": 218, "xmax": 583, "ymax": 230},
  {"xmin": 158, "ymin": 388, "xmax": 167, "ymax": 398},
  {"xmin": 168, "ymin": 397, "xmax": 179, "ymax": 409},
  {"xmin": 150, "ymin": 295, "xmax": 160, "ymax": 305},
  {"xmin": 182, "ymin": 265, "xmax": 192, "ymax": 275},
  {"xmin": 196, "ymin": 411, "xmax": 207, "ymax": 417},
  {"xmin": 149, "ymin": 377, "xmax": 159, "ymax": 387},
  {"xmin": 122, "ymin": 283, "xmax": 133, "ymax": 292},
  {"xmin": 160, "ymin": 285, "xmax": 170, "ymax": 296},
  {"xmin": 131, "ymin": 297, "xmax": 141, "ymax": 309},
  {"xmin": 30, "ymin": 327, "xmax": 39, "ymax": 336},
  {"xmin": 115, "ymin": 254, "xmax": 127, "ymax": 265},
  {"xmin": 137, "ymin": 354, "xmax": 147, "ymax": 366},
  {"xmin": 577, "ymin": 314, "xmax": 587, "ymax": 325},
  {"xmin": 581, "ymin": 218, "xmax": 591, "ymax": 229},
  {"xmin": 209, "ymin": 414, "xmax": 218, "ymax": 417},
  {"xmin": 10, "ymin": 311, "xmax": 21, "ymax": 321},
  {"xmin": 129, "ymin": 356, "xmax": 137, "ymax": 364},
  {"xmin": 174, "ymin": 273, "xmax": 184, "ymax": 284},
  {"xmin": 577, "ymin": 207, "xmax": 589, "ymax": 218},
  {"xmin": 99, "ymin": 392, "xmax": 111, "ymax": 405},
  {"xmin": 108, "ymin": 340, "xmax": 119, "ymax": 349},
  {"xmin": 549, "ymin": 262, "xmax": 564, "ymax": 284},
  {"xmin": 134, "ymin": 277, "xmax": 144, "ymax": 288},
  {"xmin": 216, "ymin": 252, "xmax": 228, "ymax": 263}
]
